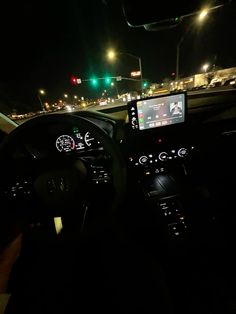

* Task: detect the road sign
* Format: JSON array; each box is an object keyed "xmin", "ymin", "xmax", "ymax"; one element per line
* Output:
[
  {"xmin": 131, "ymin": 71, "xmax": 141, "ymax": 77},
  {"xmin": 77, "ymin": 78, "xmax": 82, "ymax": 84}
]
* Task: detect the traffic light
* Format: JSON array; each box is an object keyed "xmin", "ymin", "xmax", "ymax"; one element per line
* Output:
[
  {"xmin": 105, "ymin": 77, "xmax": 111, "ymax": 85},
  {"xmin": 143, "ymin": 81, "xmax": 148, "ymax": 88},
  {"xmin": 71, "ymin": 76, "xmax": 78, "ymax": 85},
  {"xmin": 91, "ymin": 78, "xmax": 98, "ymax": 87}
]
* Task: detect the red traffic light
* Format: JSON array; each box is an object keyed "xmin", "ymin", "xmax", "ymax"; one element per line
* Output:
[{"xmin": 71, "ymin": 76, "xmax": 77, "ymax": 85}]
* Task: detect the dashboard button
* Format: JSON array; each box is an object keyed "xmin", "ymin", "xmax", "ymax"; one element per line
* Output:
[
  {"xmin": 139, "ymin": 155, "xmax": 148, "ymax": 165},
  {"xmin": 177, "ymin": 148, "xmax": 188, "ymax": 157},
  {"xmin": 158, "ymin": 152, "xmax": 168, "ymax": 161}
]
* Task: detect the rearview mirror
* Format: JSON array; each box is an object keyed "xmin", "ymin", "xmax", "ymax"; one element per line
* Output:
[{"xmin": 122, "ymin": 0, "xmax": 231, "ymax": 30}]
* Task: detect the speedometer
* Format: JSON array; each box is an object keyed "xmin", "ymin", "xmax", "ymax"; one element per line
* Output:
[
  {"xmin": 84, "ymin": 132, "xmax": 95, "ymax": 147},
  {"xmin": 56, "ymin": 135, "xmax": 75, "ymax": 152}
]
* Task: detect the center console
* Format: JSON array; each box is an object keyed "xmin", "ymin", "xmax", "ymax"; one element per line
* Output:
[
  {"xmin": 127, "ymin": 93, "xmax": 193, "ymax": 239},
  {"xmin": 127, "ymin": 92, "xmax": 192, "ymax": 173}
]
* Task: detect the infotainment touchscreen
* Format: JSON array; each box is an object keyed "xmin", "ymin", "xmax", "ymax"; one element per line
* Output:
[{"xmin": 128, "ymin": 93, "xmax": 186, "ymax": 130}]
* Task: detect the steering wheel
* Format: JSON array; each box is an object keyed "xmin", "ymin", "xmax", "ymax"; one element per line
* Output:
[
  {"xmin": 0, "ymin": 114, "xmax": 126, "ymax": 243},
  {"xmin": 0, "ymin": 114, "xmax": 174, "ymax": 314}
]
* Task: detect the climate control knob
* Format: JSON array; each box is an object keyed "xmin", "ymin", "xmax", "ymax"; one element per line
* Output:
[
  {"xmin": 158, "ymin": 152, "xmax": 168, "ymax": 161},
  {"xmin": 139, "ymin": 155, "xmax": 148, "ymax": 165},
  {"xmin": 177, "ymin": 148, "xmax": 188, "ymax": 157}
]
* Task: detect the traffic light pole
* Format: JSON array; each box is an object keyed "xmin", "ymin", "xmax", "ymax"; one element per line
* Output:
[
  {"xmin": 120, "ymin": 52, "xmax": 143, "ymax": 92},
  {"xmin": 120, "ymin": 77, "xmax": 141, "ymax": 82},
  {"xmin": 79, "ymin": 76, "xmax": 140, "ymax": 83}
]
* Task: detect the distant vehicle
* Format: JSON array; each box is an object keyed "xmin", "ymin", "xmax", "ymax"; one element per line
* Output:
[{"xmin": 99, "ymin": 99, "xmax": 107, "ymax": 106}]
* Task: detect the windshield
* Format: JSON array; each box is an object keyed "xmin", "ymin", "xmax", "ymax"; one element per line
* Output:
[{"xmin": 1, "ymin": 1, "xmax": 236, "ymax": 122}]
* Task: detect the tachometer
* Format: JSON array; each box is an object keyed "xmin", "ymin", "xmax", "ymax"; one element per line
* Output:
[
  {"xmin": 56, "ymin": 135, "xmax": 75, "ymax": 152},
  {"xmin": 84, "ymin": 132, "xmax": 95, "ymax": 147}
]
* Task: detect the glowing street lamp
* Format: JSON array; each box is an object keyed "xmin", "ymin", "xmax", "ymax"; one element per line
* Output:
[
  {"xmin": 107, "ymin": 49, "xmax": 116, "ymax": 61},
  {"xmin": 198, "ymin": 9, "xmax": 208, "ymax": 22},
  {"xmin": 176, "ymin": 8, "xmax": 209, "ymax": 80},
  {"xmin": 74, "ymin": 95, "xmax": 78, "ymax": 99},
  {"xmin": 64, "ymin": 94, "xmax": 68, "ymax": 98},
  {"xmin": 202, "ymin": 63, "xmax": 210, "ymax": 72},
  {"xmin": 38, "ymin": 89, "xmax": 46, "ymax": 111}
]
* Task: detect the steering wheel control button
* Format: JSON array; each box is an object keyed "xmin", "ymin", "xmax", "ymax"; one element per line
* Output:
[
  {"xmin": 158, "ymin": 152, "xmax": 168, "ymax": 161},
  {"xmin": 91, "ymin": 167, "xmax": 110, "ymax": 184},
  {"xmin": 4, "ymin": 180, "xmax": 32, "ymax": 199}
]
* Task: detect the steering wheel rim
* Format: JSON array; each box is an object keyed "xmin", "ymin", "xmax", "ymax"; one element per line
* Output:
[{"xmin": 0, "ymin": 113, "xmax": 127, "ymax": 223}]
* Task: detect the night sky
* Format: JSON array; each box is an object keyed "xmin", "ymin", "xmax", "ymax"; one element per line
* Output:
[{"xmin": 0, "ymin": 0, "xmax": 236, "ymax": 113}]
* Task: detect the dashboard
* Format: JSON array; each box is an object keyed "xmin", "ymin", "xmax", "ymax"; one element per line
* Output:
[
  {"xmin": 15, "ymin": 115, "xmax": 115, "ymax": 161},
  {"xmin": 53, "ymin": 115, "xmax": 114, "ymax": 154},
  {"xmin": 55, "ymin": 131, "xmax": 100, "ymax": 153},
  {"xmin": 2, "ymin": 92, "xmax": 236, "ymax": 246}
]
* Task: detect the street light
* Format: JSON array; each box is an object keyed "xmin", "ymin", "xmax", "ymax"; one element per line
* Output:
[
  {"xmin": 107, "ymin": 49, "xmax": 116, "ymax": 61},
  {"xmin": 74, "ymin": 95, "xmax": 78, "ymax": 99},
  {"xmin": 202, "ymin": 63, "xmax": 210, "ymax": 72},
  {"xmin": 106, "ymin": 48, "xmax": 143, "ymax": 91},
  {"xmin": 198, "ymin": 9, "xmax": 208, "ymax": 22},
  {"xmin": 176, "ymin": 8, "xmax": 209, "ymax": 81},
  {"xmin": 38, "ymin": 89, "xmax": 46, "ymax": 111},
  {"xmin": 64, "ymin": 94, "xmax": 68, "ymax": 98}
]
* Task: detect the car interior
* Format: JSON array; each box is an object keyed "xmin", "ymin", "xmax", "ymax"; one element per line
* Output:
[{"xmin": 0, "ymin": 1, "xmax": 236, "ymax": 314}]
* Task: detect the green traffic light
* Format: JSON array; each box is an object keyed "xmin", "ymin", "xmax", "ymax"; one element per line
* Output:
[
  {"xmin": 143, "ymin": 82, "xmax": 148, "ymax": 88},
  {"xmin": 105, "ymin": 77, "xmax": 111, "ymax": 85},
  {"xmin": 91, "ymin": 78, "xmax": 98, "ymax": 86}
]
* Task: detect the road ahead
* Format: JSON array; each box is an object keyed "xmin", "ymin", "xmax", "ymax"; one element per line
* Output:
[{"xmin": 16, "ymin": 87, "xmax": 236, "ymax": 124}]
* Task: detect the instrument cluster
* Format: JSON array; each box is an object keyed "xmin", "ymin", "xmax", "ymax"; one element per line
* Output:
[{"xmin": 55, "ymin": 128, "xmax": 101, "ymax": 153}]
